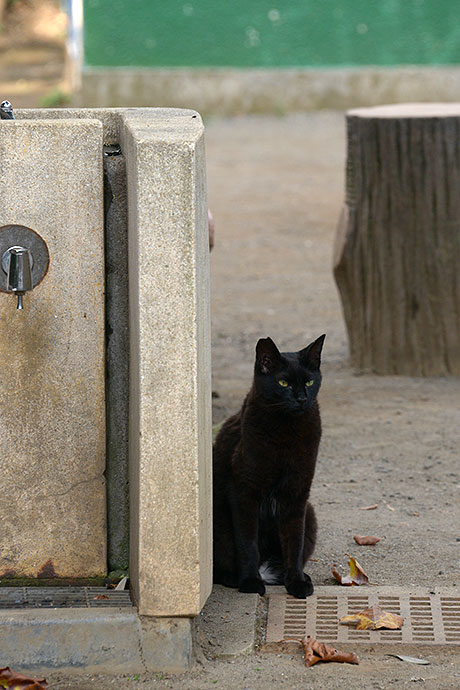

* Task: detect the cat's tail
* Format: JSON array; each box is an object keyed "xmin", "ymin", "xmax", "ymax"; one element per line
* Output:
[{"xmin": 259, "ymin": 558, "xmax": 284, "ymax": 585}]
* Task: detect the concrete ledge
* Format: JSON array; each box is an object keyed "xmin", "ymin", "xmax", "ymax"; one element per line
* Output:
[
  {"xmin": 196, "ymin": 585, "xmax": 259, "ymax": 658},
  {"xmin": 0, "ymin": 585, "xmax": 260, "ymax": 674},
  {"xmin": 0, "ymin": 608, "xmax": 193, "ymax": 674},
  {"xmin": 77, "ymin": 66, "xmax": 460, "ymax": 114}
]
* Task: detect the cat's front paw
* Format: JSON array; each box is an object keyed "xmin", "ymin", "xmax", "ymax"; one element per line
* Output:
[
  {"xmin": 286, "ymin": 574, "xmax": 314, "ymax": 599},
  {"xmin": 239, "ymin": 577, "xmax": 266, "ymax": 596}
]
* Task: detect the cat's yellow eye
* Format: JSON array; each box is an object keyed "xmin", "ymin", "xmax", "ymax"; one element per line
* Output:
[
  {"xmin": 305, "ymin": 380, "xmax": 314, "ymax": 387},
  {"xmin": 278, "ymin": 379, "xmax": 289, "ymax": 387}
]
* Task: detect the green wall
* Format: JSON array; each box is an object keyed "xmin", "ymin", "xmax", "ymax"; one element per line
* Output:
[{"xmin": 84, "ymin": 0, "xmax": 460, "ymax": 68}]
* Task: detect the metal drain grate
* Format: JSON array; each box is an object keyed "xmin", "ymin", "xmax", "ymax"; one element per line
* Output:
[
  {"xmin": 0, "ymin": 587, "xmax": 133, "ymax": 609},
  {"xmin": 266, "ymin": 586, "xmax": 460, "ymax": 645}
]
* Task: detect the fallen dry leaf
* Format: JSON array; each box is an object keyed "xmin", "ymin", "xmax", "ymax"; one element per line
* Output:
[
  {"xmin": 353, "ymin": 535, "xmax": 381, "ymax": 545},
  {"xmin": 339, "ymin": 604, "xmax": 404, "ymax": 630},
  {"xmin": 359, "ymin": 504, "xmax": 379, "ymax": 510},
  {"xmin": 301, "ymin": 636, "xmax": 359, "ymax": 667},
  {"xmin": 93, "ymin": 594, "xmax": 109, "ymax": 600},
  {"xmin": 0, "ymin": 666, "xmax": 48, "ymax": 689},
  {"xmin": 331, "ymin": 554, "xmax": 369, "ymax": 585}
]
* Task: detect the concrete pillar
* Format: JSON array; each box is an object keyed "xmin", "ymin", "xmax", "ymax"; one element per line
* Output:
[
  {"xmin": 0, "ymin": 119, "xmax": 106, "ymax": 577},
  {"xmin": 121, "ymin": 110, "xmax": 212, "ymax": 617}
]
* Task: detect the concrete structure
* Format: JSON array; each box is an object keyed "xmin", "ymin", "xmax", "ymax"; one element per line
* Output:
[
  {"xmin": 0, "ymin": 108, "xmax": 212, "ymax": 667},
  {"xmin": 0, "ymin": 119, "xmax": 106, "ymax": 577},
  {"xmin": 122, "ymin": 110, "xmax": 212, "ymax": 617},
  {"xmin": 77, "ymin": 66, "xmax": 460, "ymax": 115},
  {"xmin": 0, "ymin": 607, "xmax": 193, "ymax": 674},
  {"xmin": 0, "ymin": 586, "xmax": 259, "ymax": 674},
  {"xmin": 69, "ymin": 0, "xmax": 460, "ymax": 112}
]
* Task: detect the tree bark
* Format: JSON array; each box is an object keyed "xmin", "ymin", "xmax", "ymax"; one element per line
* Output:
[{"xmin": 334, "ymin": 103, "xmax": 460, "ymax": 375}]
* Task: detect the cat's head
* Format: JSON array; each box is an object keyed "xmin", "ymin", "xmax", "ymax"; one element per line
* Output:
[{"xmin": 253, "ymin": 334, "xmax": 325, "ymax": 415}]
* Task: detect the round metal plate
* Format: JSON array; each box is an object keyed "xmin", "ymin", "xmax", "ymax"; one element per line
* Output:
[{"xmin": 0, "ymin": 224, "xmax": 49, "ymax": 293}]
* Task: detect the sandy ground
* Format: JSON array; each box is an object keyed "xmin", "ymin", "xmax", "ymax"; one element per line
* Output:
[
  {"xmin": 206, "ymin": 111, "xmax": 460, "ymax": 593},
  {"xmin": 0, "ymin": 0, "xmax": 66, "ymax": 108},
  {"xmin": 46, "ymin": 112, "xmax": 460, "ymax": 688}
]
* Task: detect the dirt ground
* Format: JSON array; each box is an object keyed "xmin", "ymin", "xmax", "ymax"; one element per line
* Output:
[
  {"xmin": 1, "ymin": 5, "xmax": 460, "ymax": 687},
  {"xmin": 0, "ymin": 0, "xmax": 66, "ymax": 108},
  {"xmin": 206, "ymin": 110, "xmax": 460, "ymax": 594}
]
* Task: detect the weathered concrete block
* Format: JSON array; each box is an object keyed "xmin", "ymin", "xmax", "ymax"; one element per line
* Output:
[
  {"xmin": 0, "ymin": 609, "xmax": 143, "ymax": 674},
  {"xmin": 0, "ymin": 608, "xmax": 193, "ymax": 674},
  {"xmin": 0, "ymin": 120, "xmax": 106, "ymax": 577},
  {"xmin": 0, "ymin": 108, "xmax": 213, "ymax": 620},
  {"xmin": 140, "ymin": 616, "xmax": 193, "ymax": 672},
  {"xmin": 121, "ymin": 109, "xmax": 212, "ymax": 616},
  {"xmin": 196, "ymin": 585, "xmax": 258, "ymax": 657}
]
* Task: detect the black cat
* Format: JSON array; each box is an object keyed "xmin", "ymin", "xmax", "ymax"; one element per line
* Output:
[{"xmin": 213, "ymin": 334, "xmax": 325, "ymax": 599}]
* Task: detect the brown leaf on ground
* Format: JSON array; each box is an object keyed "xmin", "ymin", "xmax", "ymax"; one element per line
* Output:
[
  {"xmin": 301, "ymin": 636, "xmax": 359, "ymax": 667},
  {"xmin": 93, "ymin": 594, "xmax": 109, "ymax": 600},
  {"xmin": 331, "ymin": 554, "xmax": 369, "ymax": 585},
  {"xmin": 0, "ymin": 666, "xmax": 48, "ymax": 689},
  {"xmin": 339, "ymin": 604, "xmax": 404, "ymax": 630},
  {"xmin": 359, "ymin": 504, "xmax": 379, "ymax": 510},
  {"xmin": 353, "ymin": 535, "xmax": 381, "ymax": 545}
]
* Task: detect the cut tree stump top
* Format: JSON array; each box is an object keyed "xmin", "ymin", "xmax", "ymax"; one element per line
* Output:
[{"xmin": 348, "ymin": 102, "xmax": 460, "ymax": 118}]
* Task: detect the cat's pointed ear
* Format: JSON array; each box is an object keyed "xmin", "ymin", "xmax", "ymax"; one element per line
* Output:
[
  {"xmin": 299, "ymin": 334, "xmax": 326, "ymax": 370},
  {"xmin": 255, "ymin": 337, "xmax": 282, "ymax": 374}
]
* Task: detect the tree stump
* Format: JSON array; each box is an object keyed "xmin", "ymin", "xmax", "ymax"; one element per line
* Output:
[{"xmin": 334, "ymin": 103, "xmax": 460, "ymax": 375}]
